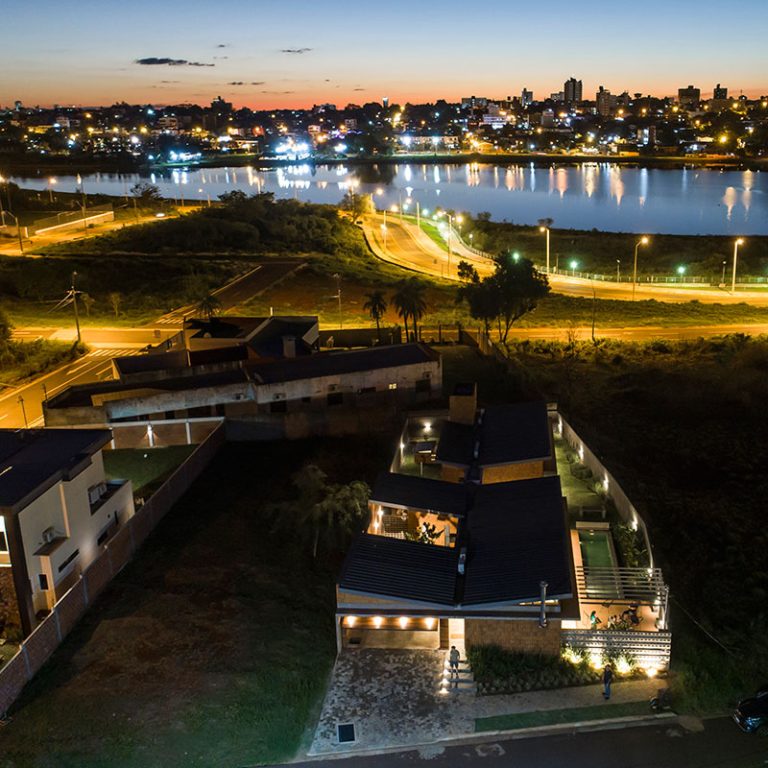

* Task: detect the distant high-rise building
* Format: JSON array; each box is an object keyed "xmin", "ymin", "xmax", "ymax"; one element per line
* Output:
[
  {"xmin": 550, "ymin": 91, "xmax": 565, "ymax": 103},
  {"xmin": 713, "ymin": 83, "xmax": 728, "ymax": 100},
  {"xmin": 521, "ymin": 88, "xmax": 533, "ymax": 107},
  {"xmin": 382, "ymin": 96, "xmax": 389, "ymax": 109},
  {"xmin": 596, "ymin": 86, "xmax": 616, "ymax": 117},
  {"xmin": 14, "ymin": 100, "xmax": 22, "ymax": 112},
  {"xmin": 564, "ymin": 77, "xmax": 583, "ymax": 104},
  {"xmin": 677, "ymin": 85, "xmax": 700, "ymax": 108}
]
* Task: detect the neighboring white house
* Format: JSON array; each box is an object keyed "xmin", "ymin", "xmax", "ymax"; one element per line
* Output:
[{"xmin": 0, "ymin": 429, "xmax": 134, "ymax": 636}]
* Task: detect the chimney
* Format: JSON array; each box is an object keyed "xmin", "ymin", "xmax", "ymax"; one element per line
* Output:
[
  {"xmin": 449, "ymin": 382, "xmax": 477, "ymax": 425},
  {"xmin": 282, "ymin": 335, "xmax": 296, "ymax": 358}
]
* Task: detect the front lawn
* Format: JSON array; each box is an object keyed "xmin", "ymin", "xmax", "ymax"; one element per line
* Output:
[
  {"xmin": 103, "ymin": 446, "xmax": 197, "ymax": 497},
  {"xmin": 0, "ymin": 436, "xmax": 394, "ymax": 767}
]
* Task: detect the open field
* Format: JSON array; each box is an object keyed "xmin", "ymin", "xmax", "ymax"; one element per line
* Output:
[
  {"xmin": 0, "ymin": 436, "xmax": 395, "ymax": 768},
  {"xmin": 103, "ymin": 446, "xmax": 196, "ymax": 497}
]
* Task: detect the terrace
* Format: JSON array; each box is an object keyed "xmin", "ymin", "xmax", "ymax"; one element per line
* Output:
[{"xmin": 391, "ymin": 413, "xmax": 445, "ymax": 480}]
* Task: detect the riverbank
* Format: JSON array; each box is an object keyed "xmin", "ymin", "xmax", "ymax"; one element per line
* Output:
[{"xmin": 3, "ymin": 150, "xmax": 767, "ymax": 178}]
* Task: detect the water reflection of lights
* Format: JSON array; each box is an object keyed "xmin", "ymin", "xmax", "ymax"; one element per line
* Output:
[
  {"xmin": 556, "ymin": 168, "xmax": 568, "ymax": 199},
  {"xmin": 609, "ymin": 167, "xmax": 624, "ymax": 206},
  {"xmin": 723, "ymin": 186, "xmax": 737, "ymax": 220}
]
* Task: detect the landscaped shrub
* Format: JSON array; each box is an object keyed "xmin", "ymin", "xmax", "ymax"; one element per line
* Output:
[
  {"xmin": 468, "ymin": 644, "xmax": 644, "ymax": 696},
  {"xmin": 611, "ymin": 521, "xmax": 650, "ymax": 569}
]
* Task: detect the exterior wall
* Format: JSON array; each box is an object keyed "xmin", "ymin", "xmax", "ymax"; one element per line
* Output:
[
  {"xmin": 465, "ymin": 618, "xmax": 562, "ymax": 656},
  {"xmin": 440, "ymin": 465, "xmax": 467, "ymax": 483},
  {"xmin": 448, "ymin": 392, "xmax": 476, "ymax": 425},
  {"xmin": 481, "ymin": 460, "xmax": 544, "ymax": 484},
  {"xmin": 17, "ymin": 450, "xmax": 134, "ymax": 615}
]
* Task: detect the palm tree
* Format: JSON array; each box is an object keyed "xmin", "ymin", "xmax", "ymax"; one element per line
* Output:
[
  {"xmin": 392, "ymin": 278, "xmax": 428, "ymax": 342},
  {"xmin": 195, "ymin": 292, "xmax": 222, "ymax": 320},
  {"xmin": 363, "ymin": 290, "xmax": 388, "ymax": 343}
]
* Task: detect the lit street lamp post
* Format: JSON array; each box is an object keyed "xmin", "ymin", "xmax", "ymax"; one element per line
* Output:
[
  {"xmin": 632, "ymin": 236, "xmax": 650, "ymax": 301},
  {"xmin": 47, "ymin": 177, "xmax": 56, "ymax": 204},
  {"xmin": 721, "ymin": 260, "xmax": 727, "ymax": 286},
  {"xmin": 732, "ymin": 238, "xmax": 745, "ymax": 293},
  {"xmin": 616, "ymin": 259, "xmax": 621, "ymax": 282},
  {"xmin": 4, "ymin": 211, "xmax": 25, "ymax": 256},
  {"xmin": 539, "ymin": 225, "xmax": 551, "ymax": 273}
]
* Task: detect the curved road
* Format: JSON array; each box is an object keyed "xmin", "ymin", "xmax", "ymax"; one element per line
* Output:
[{"xmin": 363, "ymin": 213, "xmax": 768, "ymax": 306}]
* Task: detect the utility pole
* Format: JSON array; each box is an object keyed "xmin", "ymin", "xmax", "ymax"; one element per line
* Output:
[
  {"xmin": 17, "ymin": 395, "xmax": 28, "ymax": 429},
  {"xmin": 332, "ymin": 272, "xmax": 342, "ymax": 329},
  {"xmin": 71, "ymin": 271, "xmax": 81, "ymax": 344}
]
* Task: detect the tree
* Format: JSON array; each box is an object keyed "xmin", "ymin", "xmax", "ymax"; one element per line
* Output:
[
  {"xmin": 457, "ymin": 260, "xmax": 479, "ymax": 283},
  {"xmin": 130, "ymin": 182, "xmax": 163, "ymax": 206},
  {"xmin": 490, "ymin": 254, "xmax": 550, "ymax": 342},
  {"xmin": 457, "ymin": 278, "xmax": 500, "ymax": 337},
  {"xmin": 340, "ymin": 191, "xmax": 373, "ymax": 220},
  {"xmin": 391, "ymin": 278, "xmax": 428, "ymax": 343},
  {"xmin": 108, "ymin": 292, "xmax": 122, "ymax": 318},
  {"xmin": 81, "ymin": 293, "xmax": 96, "ymax": 317},
  {"xmin": 363, "ymin": 290, "xmax": 388, "ymax": 342},
  {"xmin": 195, "ymin": 293, "xmax": 222, "ymax": 319}
]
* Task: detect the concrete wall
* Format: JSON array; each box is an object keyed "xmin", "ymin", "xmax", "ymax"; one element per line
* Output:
[
  {"xmin": 465, "ymin": 618, "xmax": 562, "ymax": 656},
  {"xmin": 0, "ymin": 424, "xmax": 225, "ymax": 717}
]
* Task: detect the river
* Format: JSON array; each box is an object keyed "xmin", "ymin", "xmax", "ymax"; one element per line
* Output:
[{"xmin": 9, "ymin": 162, "xmax": 767, "ymax": 236}]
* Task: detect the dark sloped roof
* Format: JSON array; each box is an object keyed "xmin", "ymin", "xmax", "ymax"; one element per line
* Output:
[
  {"xmin": 435, "ymin": 401, "xmax": 551, "ymax": 467},
  {"xmin": 463, "ymin": 475, "xmax": 571, "ymax": 605},
  {"xmin": 478, "ymin": 402, "xmax": 551, "ymax": 466},
  {"xmin": 248, "ymin": 317, "xmax": 318, "ymax": 358},
  {"xmin": 339, "ymin": 534, "xmax": 458, "ymax": 605},
  {"xmin": 435, "ymin": 421, "xmax": 475, "ymax": 465},
  {"xmin": 185, "ymin": 316, "xmax": 267, "ymax": 339},
  {"xmin": 249, "ymin": 343, "xmax": 438, "ymax": 384},
  {"xmin": 370, "ymin": 472, "xmax": 467, "ymax": 517},
  {"xmin": 113, "ymin": 350, "xmax": 189, "ymax": 377},
  {"xmin": 0, "ymin": 429, "xmax": 112, "ymax": 512}
]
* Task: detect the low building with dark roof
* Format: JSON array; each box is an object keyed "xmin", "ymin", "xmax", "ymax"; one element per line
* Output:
[
  {"xmin": 0, "ymin": 429, "xmax": 134, "ymax": 636},
  {"xmin": 44, "ymin": 343, "xmax": 442, "ymax": 448}
]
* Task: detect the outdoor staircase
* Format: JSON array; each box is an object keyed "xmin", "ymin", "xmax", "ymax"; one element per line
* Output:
[{"xmin": 438, "ymin": 649, "xmax": 476, "ymax": 695}]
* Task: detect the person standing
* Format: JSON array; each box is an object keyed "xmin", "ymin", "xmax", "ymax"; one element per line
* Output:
[
  {"xmin": 449, "ymin": 646, "xmax": 460, "ymax": 689},
  {"xmin": 602, "ymin": 664, "xmax": 613, "ymax": 700}
]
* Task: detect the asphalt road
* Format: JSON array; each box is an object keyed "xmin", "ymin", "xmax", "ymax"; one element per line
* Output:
[
  {"xmin": 0, "ymin": 347, "xmax": 144, "ymax": 428},
  {"xmin": 365, "ymin": 214, "xmax": 768, "ymax": 307},
  {"xmin": 284, "ymin": 717, "xmax": 768, "ymax": 768}
]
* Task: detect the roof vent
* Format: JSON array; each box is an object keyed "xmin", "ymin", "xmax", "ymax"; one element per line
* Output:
[{"xmin": 458, "ymin": 547, "xmax": 467, "ymax": 575}]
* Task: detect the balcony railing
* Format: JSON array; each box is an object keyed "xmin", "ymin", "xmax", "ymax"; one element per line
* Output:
[{"xmin": 575, "ymin": 566, "xmax": 667, "ymax": 605}]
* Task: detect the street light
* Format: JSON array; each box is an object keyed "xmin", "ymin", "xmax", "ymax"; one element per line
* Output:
[
  {"xmin": 676, "ymin": 265, "xmax": 686, "ymax": 281},
  {"xmin": 539, "ymin": 225, "xmax": 551, "ymax": 273},
  {"xmin": 721, "ymin": 260, "xmax": 727, "ymax": 285},
  {"xmin": 616, "ymin": 259, "xmax": 621, "ymax": 282},
  {"xmin": 47, "ymin": 177, "xmax": 57, "ymax": 203},
  {"xmin": 512, "ymin": 251, "xmax": 521, "ymax": 262},
  {"xmin": 569, "ymin": 259, "xmax": 578, "ymax": 276},
  {"xmin": 732, "ymin": 237, "xmax": 745, "ymax": 293},
  {"xmin": 632, "ymin": 236, "xmax": 650, "ymax": 301}
]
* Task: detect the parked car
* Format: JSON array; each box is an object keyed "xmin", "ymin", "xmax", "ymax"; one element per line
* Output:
[{"xmin": 733, "ymin": 686, "xmax": 768, "ymax": 735}]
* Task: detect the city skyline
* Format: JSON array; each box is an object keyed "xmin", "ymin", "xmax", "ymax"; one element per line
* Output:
[{"xmin": 3, "ymin": 0, "xmax": 768, "ymax": 109}]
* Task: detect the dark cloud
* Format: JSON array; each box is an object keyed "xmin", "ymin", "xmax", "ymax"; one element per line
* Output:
[
  {"xmin": 228, "ymin": 81, "xmax": 245, "ymax": 85},
  {"xmin": 214, "ymin": 56, "xmax": 229, "ymax": 60},
  {"xmin": 251, "ymin": 81, "xmax": 265, "ymax": 85},
  {"xmin": 280, "ymin": 47, "xmax": 312, "ymax": 55},
  {"xmin": 353, "ymin": 88, "xmax": 364, "ymax": 91},
  {"xmin": 260, "ymin": 90, "xmax": 295, "ymax": 94},
  {"xmin": 134, "ymin": 57, "xmax": 214, "ymax": 67},
  {"xmin": 160, "ymin": 80, "xmax": 180, "ymax": 84},
  {"xmin": 216, "ymin": 43, "xmax": 229, "ymax": 48}
]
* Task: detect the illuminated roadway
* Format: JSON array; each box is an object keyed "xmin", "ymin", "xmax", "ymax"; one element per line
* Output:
[{"xmin": 363, "ymin": 213, "xmax": 768, "ymax": 306}]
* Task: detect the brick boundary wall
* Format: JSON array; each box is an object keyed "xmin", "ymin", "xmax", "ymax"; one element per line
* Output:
[{"xmin": 0, "ymin": 423, "xmax": 225, "ymax": 716}]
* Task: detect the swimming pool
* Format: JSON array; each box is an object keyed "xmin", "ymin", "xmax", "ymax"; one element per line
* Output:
[{"xmin": 578, "ymin": 530, "xmax": 616, "ymax": 568}]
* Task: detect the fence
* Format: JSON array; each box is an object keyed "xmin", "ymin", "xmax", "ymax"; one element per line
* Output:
[
  {"xmin": 0, "ymin": 423, "xmax": 225, "ymax": 716},
  {"xmin": 561, "ymin": 628, "xmax": 672, "ymax": 671},
  {"xmin": 30, "ymin": 204, "xmax": 114, "ymax": 235}
]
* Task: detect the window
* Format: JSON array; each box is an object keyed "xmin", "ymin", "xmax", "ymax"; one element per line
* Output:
[
  {"xmin": 388, "ymin": 383, "xmax": 398, "ymax": 390},
  {"xmin": 0, "ymin": 531, "xmax": 7, "ymax": 553},
  {"xmin": 58, "ymin": 549, "xmax": 79, "ymax": 574},
  {"xmin": 38, "ymin": 574, "xmax": 49, "ymax": 591},
  {"xmin": 88, "ymin": 482, "xmax": 107, "ymax": 507},
  {"xmin": 327, "ymin": 392, "xmax": 344, "ymax": 406}
]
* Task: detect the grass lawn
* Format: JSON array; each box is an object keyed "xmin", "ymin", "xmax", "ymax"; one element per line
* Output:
[
  {"xmin": 0, "ymin": 436, "xmax": 395, "ymax": 767},
  {"xmin": 103, "ymin": 446, "xmax": 197, "ymax": 497},
  {"xmin": 475, "ymin": 701, "xmax": 650, "ymax": 732}
]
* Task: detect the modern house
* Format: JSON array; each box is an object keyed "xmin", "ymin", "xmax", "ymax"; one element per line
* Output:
[
  {"xmin": 336, "ymin": 386, "xmax": 672, "ymax": 675},
  {"xmin": 0, "ymin": 429, "xmax": 134, "ymax": 636}
]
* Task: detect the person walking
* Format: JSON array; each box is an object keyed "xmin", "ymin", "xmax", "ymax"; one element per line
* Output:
[
  {"xmin": 449, "ymin": 646, "xmax": 460, "ymax": 689},
  {"xmin": 589, "ymin": 610, "xmax": 602, "ymax": 630},
  {"xmin": 602, "ymin": 664, "xmax": 613, "ymax": 700}
]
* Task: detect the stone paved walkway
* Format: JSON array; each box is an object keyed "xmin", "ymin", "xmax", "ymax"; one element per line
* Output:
[{"xmin": 308, "ymin": 649, "xmax": 661, "ymax": 756}]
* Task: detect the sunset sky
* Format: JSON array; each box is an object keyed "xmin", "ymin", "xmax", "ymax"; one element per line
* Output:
[{"xmin": 3, "ymin": 0, "xmax": 767, "ymax": 109}]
